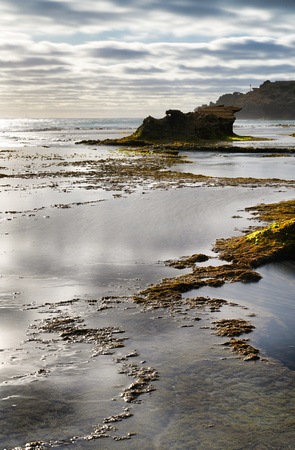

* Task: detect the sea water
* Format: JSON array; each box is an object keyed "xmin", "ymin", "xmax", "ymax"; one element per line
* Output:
[{"xmin": 0, "ymin": 118, "xmax": 295, "ymax": 448}]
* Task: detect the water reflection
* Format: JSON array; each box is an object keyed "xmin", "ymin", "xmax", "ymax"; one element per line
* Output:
[
  {"xmin": 1, "ymin": 144, "xmax": 295, "ymax": 447},
  {"xmin": 193, "ymin": 261, "xmax": 295, "ymax": 370},
  {"xmin": 174, "ymin": 151, "xmax": 295, "ymax": 180}
]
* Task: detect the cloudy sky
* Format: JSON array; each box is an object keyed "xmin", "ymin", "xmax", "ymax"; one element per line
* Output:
[{"xmin": 1, "ymin": 0, "xmax": 295, "ymax": 118}]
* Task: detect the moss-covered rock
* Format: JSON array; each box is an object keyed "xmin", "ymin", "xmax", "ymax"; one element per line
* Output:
[
  {"xmin": 215, "ymin": 218, "xmax": 295, "ymax": 267},
  {"xmin": 245, "ymin": 199, "xmax": 295, "ymax": 222}
]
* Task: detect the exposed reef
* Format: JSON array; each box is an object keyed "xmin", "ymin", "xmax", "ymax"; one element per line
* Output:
[
  {"xmin": 212, "ymin": 318, "xmax": 255, "ymax": 337},
  {"xmin": 133, "ymin": 263, "xmax": 262, "ymax": 309},
  {"xmin": 245, "ymin": 199, "xmax": 295, "ymax": 223},
  {"xmin": 223, "ymin": 338, "xmax": 260, "ymax": 361},
  {"xmin": 133, "ymin": 202, "xmax": 295, "ymax": 361},
  {"xmin": 76, "ymin": 105, "xmax": 243, "ymax": 146},
  {"xmin": 23, "ymin": 297, "xmax": 158, "ymax": 445},
  {"xmin": 165, "ymin": 253, "xmax": 209, "ymax": 269},
  {"xmin": 119, "ymin": 363, "xmax": 159, "ymax": 403},
  {"xmin": 134, "ymin": 218, "xmax": 295, "ymax": 309},
  {"xmin": 215, "ymin": 218, "xmax": 295, "ymax": 268},
  {"xmin": 130, "ymin": 106, "xmax": 242, "ymax": 141}
]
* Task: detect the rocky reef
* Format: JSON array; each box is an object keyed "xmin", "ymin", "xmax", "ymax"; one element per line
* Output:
[
  {"xmin": 77, "ymin": 105, "xmax": 241, "ymax": 146},
  {"xmin": 131, "ymin": 106, "xmax": 241, "ymax": 142},
  {"xmin": 215, "ymin": 218, "xmax": 295, "ymax": 268},
  {"xmin": 211, "ymin": 80, "xmax": 295, "ymax": 119}
]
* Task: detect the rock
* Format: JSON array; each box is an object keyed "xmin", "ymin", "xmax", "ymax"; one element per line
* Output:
[
  {"xmin": 76, "ymin": 105, "xmax": 242, "ymax": 146},
  {"xmin": 211, "ymin": 80, "xmax": 295, "ymax": 119},
  {"xmin": 131, "ymin": 106, "xmax": 241, "ymax": 142}
]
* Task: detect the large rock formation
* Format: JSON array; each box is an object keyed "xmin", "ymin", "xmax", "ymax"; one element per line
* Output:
[
  {"xmin": 212, "ymin": 80, "xmax": 295, "ymax": 119},
  {"xmin": 76, "ymin": 105, "xmax": 241, "ymax": 147},
  {"xmin": 131, "ymin": 105, "xmax": 241, "ymax": 142}
]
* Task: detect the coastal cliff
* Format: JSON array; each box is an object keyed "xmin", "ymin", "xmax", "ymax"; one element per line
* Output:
[{"xmin": 212, "ymin": 80, "xmax": 295, "ymax": 119}]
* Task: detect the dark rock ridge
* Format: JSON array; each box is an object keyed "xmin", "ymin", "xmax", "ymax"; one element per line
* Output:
[
  {"xmin": 211, "ymin": 80, "xmax": 295, "ymax": 119},
  {"xmin": 130, "ymin": 105, "xmax": 241, "ymax": 142}
]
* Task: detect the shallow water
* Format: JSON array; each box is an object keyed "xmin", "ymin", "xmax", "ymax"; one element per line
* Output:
[
  {"xmin": 0, "ymin": 119, "xmax": 295, "ymax": 448},
  {"xmin": 234, "ymin": 119, "xmax": 295, "ymax": 147},
  {"xmin": 174, "ymin": 151, "xmax": 295, "ymax": 180}
]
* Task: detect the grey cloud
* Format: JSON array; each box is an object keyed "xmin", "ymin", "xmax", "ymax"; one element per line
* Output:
[
  {"xmin": 90, "ymin": 47, "xmax": 150, "ymax": 60},
  {"xmin": 229, "ymin": 0, "xmax": 294, "ymax": 9},
  {"xmin": 218, "ymin": 40, "xmax": 293, "ymax": 59},
  {"xmin": 179, "ymin": 63, "xmax": 295, "ymax": 77},
  {"xmin": 124, "ymin": 66, "xmax": 164, "ymax": 74},
  {"xmin": 148, "ymin": 0, "xmax": 232, "ymax": 19},
  {"xmin": 0, "ymin": 57, "xmax": 68, "ymax": 68},
  {"xmin": 6, "ymin": 0, "xmax": 121, "ymax": 26},
  {"xmin": 173, "ymin": 39, "xmax": 294, "ymax": 61},
  {"xmin": 110, "ymin": 0, "xmax": 294, "ymax": 17},
  {"xmin": 15, "ymin": 67, "xmax": 69, "ymax": 76},
  {"xmin": 6, "ymin": 0, "xmax": 294, "ymax": 30}
]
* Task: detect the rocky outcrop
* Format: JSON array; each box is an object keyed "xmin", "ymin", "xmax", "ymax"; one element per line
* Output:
[
  {"xmin": 130, "ymin": 105, "xmax": 241, "ymax": 142},
  {"xmin": 76, "ymin": 105, "xmax": 241, "ymax": 147},
  {"xmin": 212, "ymin": 80, "xmax": 295, "ymax": 119}
]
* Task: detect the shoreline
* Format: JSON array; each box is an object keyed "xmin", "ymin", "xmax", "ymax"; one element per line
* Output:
[{"xmin": 76, "ymin": 138, "xmax": 295, "ymax": 153}]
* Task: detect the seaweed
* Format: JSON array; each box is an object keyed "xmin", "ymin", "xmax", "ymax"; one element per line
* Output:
[
  {"xmin": 212, "ymin": 318, "xmax": 255, "ymax": 337},
  {"xmin": 215, "ymin": 218, "xmax": 295, "ymax": 268}
]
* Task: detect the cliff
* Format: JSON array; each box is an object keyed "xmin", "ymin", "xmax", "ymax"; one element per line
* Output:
[{"xmin": 212, "ymin": 80, "xmax": 295, "ymax": 119}]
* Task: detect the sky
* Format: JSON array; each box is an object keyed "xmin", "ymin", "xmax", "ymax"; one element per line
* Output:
[{"xmin": 1, "ymin": 0, "xmax": 295, "ymax": 118}]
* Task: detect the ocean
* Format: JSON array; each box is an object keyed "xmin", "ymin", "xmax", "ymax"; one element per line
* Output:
[{"xmin": 0, "ymin": 118, "xmax": 295, "ymax": 448}]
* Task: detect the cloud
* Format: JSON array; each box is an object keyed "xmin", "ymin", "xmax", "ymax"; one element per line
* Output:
[
  {"xmin": 0, "ymin": 1, "xmax": 295, "ymax": 117},
  {"xmin": 1, "ymin": 0, "xmax": 294, "ymax": 39},
  {"xmin": 90, "ymin": 47, "xmax": 150, "ymax": 60},
  {"xmin": 0, "ymin": 57, "xmax": 68, "ymax": 69},
  {"xmin": 124, "ymin": 66, "xmax": 165, "ymax": 75},
  {"xmin": 1, "ymin": 34, "xmax": 295, "ymax": 117}
]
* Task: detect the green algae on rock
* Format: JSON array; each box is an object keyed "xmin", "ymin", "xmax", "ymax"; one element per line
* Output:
[
  {"xmin": 35, "ymin": 314, "xmax": 127, "ymax": 356},
  {"xmin": 134, "ymin": 264, "xmax": 261, "ymax": 309},
  {"xmin": 215, "ymin": 218, "xmax": 295, "ymax": 268},
  {"xmin": 211, "ymin": 319, "xmax": 260, "ymax": 360},
  {"xmin": 245, "ymin": 199, "xmax": 295, "ymax": 223},
  {"xmin": 165, "ymin": 253, "xmax": 209, "ymax": 269},
  {"xmin": 133, "ymin": 214, "xmax": 295, "ymax": 362},
  {"xmin": 212, "ymin": 318, "xmax": 255, "ymax": 337},
  {"xmin": 223, "ymin": 338, "xmax": 260, "ymax": 361}
]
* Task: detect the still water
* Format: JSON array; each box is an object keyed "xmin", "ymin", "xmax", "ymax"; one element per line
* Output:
[{"xmin": 0, "ymin": 119, "xmax": 295, "ymax": 448}]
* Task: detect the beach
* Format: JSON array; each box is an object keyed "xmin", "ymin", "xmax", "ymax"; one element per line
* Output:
[{"xmin": 1, "ymin": 118, "xmax": 295, "ymax": 448}]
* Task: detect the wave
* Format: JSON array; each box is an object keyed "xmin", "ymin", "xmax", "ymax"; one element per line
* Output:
[
  {"xmin": 0, "ymin": 118, "xmax": 142, "ymax": 134},
  {"xmin": 235, "ymin": 120, "xmax": 295, "ymax": 129}
]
